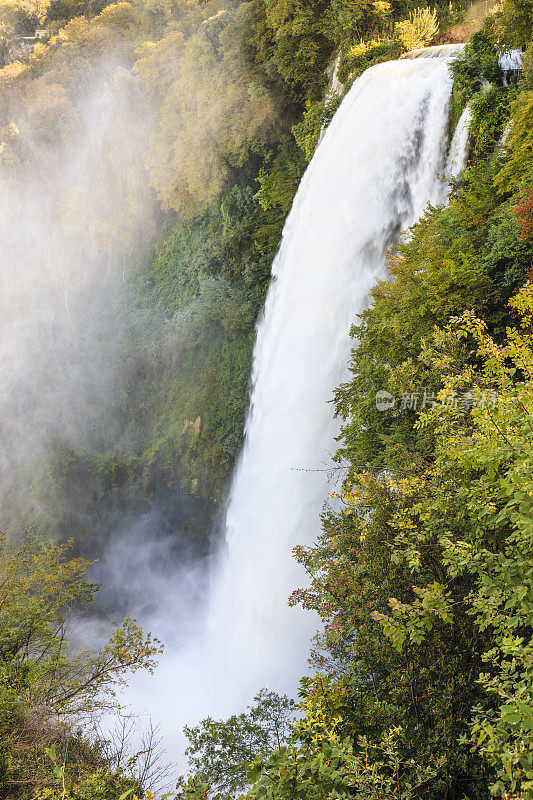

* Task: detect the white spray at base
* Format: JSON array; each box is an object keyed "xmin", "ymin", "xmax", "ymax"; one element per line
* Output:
[{"xmin": 120, "ymin": 45, "xmax": 468, "ymax": 768}]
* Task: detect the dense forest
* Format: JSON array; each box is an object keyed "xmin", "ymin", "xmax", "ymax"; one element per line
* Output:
[{"xmin": 2, "ymin": 0, "xmax": 533, "ymax": 793}]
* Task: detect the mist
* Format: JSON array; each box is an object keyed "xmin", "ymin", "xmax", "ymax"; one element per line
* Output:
[
  {"xmin": 0, "ymin": 56, "xmax": 159, "ymax": 539},
  {"xmin": 0, "ymin": 24, "xmax": 265, "ymax": 777}
]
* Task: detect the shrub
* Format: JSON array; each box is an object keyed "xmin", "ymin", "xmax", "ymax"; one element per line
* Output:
[
  {"xmin": 469, "ymin": 83, "xmax": 514, "ymax": 160},
  {"xmin": 292, "ymin": 94, "xmax": 342, "ymax": 161},
  {"xmin": 394, "ymin": 8, "xmax": 439, "ymax": 52},
  {"xmin": 337, "ymin": 38, "xmax": 402, "ymax": 84}
]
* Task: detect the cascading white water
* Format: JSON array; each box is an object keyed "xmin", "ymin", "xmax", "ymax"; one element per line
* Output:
[
  {"xmin": 447, "ymin": 105, "xmax": 472, "ymax": 177},
  {"xmin": 207, "ymin": 45, "xmax": 460, "ymax": 693},
  {"xmin": 123, "ymin": 45, "xmax": 467, "ymax": 765}
]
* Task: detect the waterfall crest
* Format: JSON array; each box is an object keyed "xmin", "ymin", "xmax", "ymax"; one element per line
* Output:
[{"xmin": 123, "ymin": 45, "xmax": 466, "ymax": 763}]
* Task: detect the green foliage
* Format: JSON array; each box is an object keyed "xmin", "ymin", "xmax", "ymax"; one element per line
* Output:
[
  {"xmin": 378, "ymin": 292, "xmax": 533, "ymax": 796},
  {"xmin": 325, "ymin": 0, "xmax": 385, "ymax": 46},
  {"xmin": 469, "ymin": 84, "xmax": 514, "ymax": 161},
  {"xmin": 133, "ymin": 226, "xmax": 208, "ymax": 315},
  {"xmin": 93, "ymin": 1, "xmax": 139, "ymax": 31},
  {"xmin": 451, "ymin": 29, "xmax": 503, "ymax": 102},
  {"xmin": 137, "ymin": 10, "xmax": 276, "ymax": 218},
  {"xmin": 522, "ymin": 39, "xmax": 533, "ymax": 87},
  {"xmin": 0, "ymin": 535, "xmax": 161, "ymax": 712},
  {"xmin": 337, "ymin": 37, "xmax": 402, "ymax": 86},
  {"xmin": 33, "ymin": 755, "xmax": 138, "ymax": 800},
  {"xmin": 46, "ymin": 0, "xmax": 85, "ymax": 23},
  {"xmin": 482, "ymin": 208, "xmax": 533, "ymax": 288},
  {"xmin": 178, "ymin": 690, "xmax": 295, "ymax": 797},
  {"xmin": 0, "ymin": 0, "xmax": 40, "ymax": 37},
  {"xmin": 286, "ymin": 295, "xmax": 533, "ymax": 796},
  {"xmin": 236, "ymin": 0, "xmax": 332, "ymax": 105},
  {"xmin": 497, "ymin": 0, "xmax": 533, "ymax": 47},
  {"xmin": 394, "ymin": 8, "xmax": 439, "ymax": 51},
  {"xmin": 0, "ymin": 536, "xmax": 160, "ymax": 797},
  {"xmin": 255, "ymin": 135, "xmax": 306, "ymax": 213},
  {"xmin": 495, "ymin": 90, "xmax": 533, "ymax": 193},
  {"xmin": 246, "ymin": 729, "xmax": 441, "ymax": 800},
  {"xmin": 128, "ymin": 141, "xmax": 298, "ymax": 499},
  {"xmin": 449, "ymin": 27, "xmax": 503, "ymax": 131}
]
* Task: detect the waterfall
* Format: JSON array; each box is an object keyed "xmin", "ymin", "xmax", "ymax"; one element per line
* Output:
[
  {"xmin": 206, "ymin": 43, "xmax": 460, "ymax": 696},
  {"xmin": 122, "ymin": 45, "xmax": 466, "ymax": 766},
  {"xmin": 500, "ymin": 48, "xmax": 523, "ymax": 85},
  {"xmin": 447, "ymin": 105, "xmax": 472, "ymax": 178}
]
